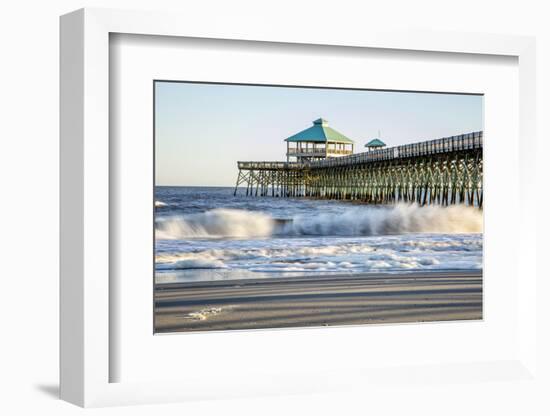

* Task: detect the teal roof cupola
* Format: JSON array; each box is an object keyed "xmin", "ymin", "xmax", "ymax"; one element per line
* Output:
[
  {"xmin": 285, "ymin": 118, "xmax": 354, "ymax": 144},
  {"xmin": 365, "ymin": 138, "xmax": 386, "ymax": 148}
]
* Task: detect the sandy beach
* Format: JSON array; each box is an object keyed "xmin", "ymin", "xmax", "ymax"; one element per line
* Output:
[{"xmin": 154, "ymin": 270, "xmax": 482, "ymax": 333}]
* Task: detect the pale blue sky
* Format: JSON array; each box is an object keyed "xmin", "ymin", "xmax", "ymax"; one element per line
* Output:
[{"xmin": 155, "ymin": 82, "xmax": 483, "ymax": 186}]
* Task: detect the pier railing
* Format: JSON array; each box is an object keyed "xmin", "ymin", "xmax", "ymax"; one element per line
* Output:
[
  {"xmin": 309, "ymin": 131, "xmax": 483, "ymax": 168},
  {"xmin": 238, "ymin": 132, "xmax": 482, "ymax": 171},
  {"xmin": 238, "ymin": 161, "xmax": 305, "ymax": 170},
  {"xmin": 286, "ymin": 148, "xmax": 354, "ymax": 158}
]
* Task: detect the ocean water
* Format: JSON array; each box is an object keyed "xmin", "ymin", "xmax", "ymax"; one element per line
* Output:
[{"xmin": 155, "ymin": 186, "xmax": 483, "ymax": 283}]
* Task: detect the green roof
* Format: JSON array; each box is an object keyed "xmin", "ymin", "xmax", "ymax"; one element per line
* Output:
[
  {"xmin": 365, "ymin": 138, "xmax": 386, "ymax": 147},
  {"xmin": 285, "ymin": 118, "xmax": 354, "ymax": 144}
]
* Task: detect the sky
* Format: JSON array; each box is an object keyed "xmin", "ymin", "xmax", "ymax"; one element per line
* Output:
[{"xmin": 155, "ymin": 81, "xmax": 483, "ymax": 186}]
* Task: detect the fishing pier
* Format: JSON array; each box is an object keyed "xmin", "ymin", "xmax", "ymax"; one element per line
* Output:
[{"xmin": 234, "ymin": 119, "xmax": 483, "ymax": 207}]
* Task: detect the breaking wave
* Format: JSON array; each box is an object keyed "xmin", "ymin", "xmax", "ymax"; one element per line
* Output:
[
  {"xmin": 156, "ymin": 209, "xmax": 275, "ymax": 239},
  {"xmin": 155, "ymin": 204, "xmax": 482, "ymax": 239}
]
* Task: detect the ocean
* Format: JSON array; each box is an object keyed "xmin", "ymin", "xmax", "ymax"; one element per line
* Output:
[{"xmin": 155, "ymin": 186, "xmax": 483, "ymax": 283}]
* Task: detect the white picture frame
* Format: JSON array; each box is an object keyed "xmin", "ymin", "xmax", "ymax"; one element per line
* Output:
[{"xmin": 60, "ymin": 8, "xmax": 538, "ymax": 408}]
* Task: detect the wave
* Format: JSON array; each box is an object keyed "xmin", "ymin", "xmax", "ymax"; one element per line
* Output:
[
  {"xmin": 156, "ymin": 209, "xmax": 275, "ymax": 239},
  {"xmin": 156, "ymin": 258, "xmax": 227, "ymax": 270},
  {"xmin": 288, "ymin": 203, "xmax": 482, "ymax": 236},
  {"xmin": 155, "ymin": 204, "xmax": 482, "ymax": 239}
]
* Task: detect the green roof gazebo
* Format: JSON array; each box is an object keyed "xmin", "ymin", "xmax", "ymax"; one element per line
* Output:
[
  {"xmin": 285, "ymin": 118, "xmax": 355, "ymax": 162},
  {"xmin": 365, "ymin": 138, "xmax": 386, "ymax": 151}
]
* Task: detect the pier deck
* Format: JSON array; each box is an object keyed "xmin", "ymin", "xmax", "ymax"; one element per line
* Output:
[{"xmin": 234, "ymin": 131, "xmax": 483, "ymax": 206}]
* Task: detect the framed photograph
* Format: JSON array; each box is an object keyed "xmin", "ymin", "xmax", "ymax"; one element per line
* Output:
[
  {"xmin": 153, "ymin": 81, "xmax": 484, "ymax": 334},
  {"xmin": 60, "ymin": 8, "xmax": 538, "ymax": 408}
]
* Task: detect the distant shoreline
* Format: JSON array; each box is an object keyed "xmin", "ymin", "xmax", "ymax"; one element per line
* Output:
[{"xmin": 155, "ymin": 268, "xmax": 483, "ymax": 285}]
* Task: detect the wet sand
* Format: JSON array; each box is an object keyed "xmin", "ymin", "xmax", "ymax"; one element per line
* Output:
[{"xmin": 154, "ymin": 270, "xmax": 482, "ymax": 333}]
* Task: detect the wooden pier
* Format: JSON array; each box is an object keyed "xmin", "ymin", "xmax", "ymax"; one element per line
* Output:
[{"xmin": 234, "ymin": 131, "xmax": 483, "ymax": 207}]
